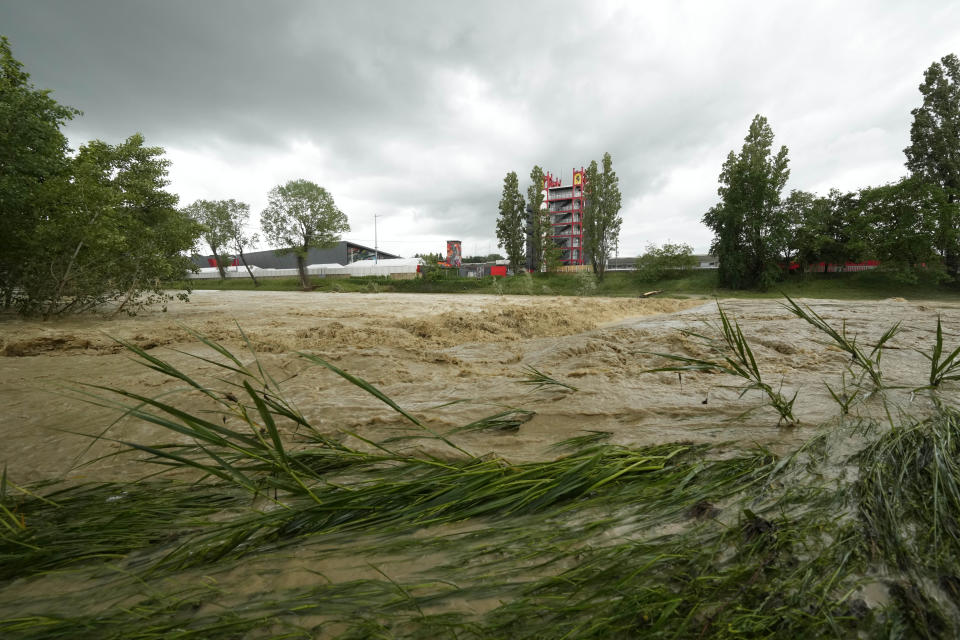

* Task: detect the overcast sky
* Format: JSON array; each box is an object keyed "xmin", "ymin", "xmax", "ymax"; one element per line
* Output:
[{"xmin": 4, "ymin": 1, "xmax": 960, "ymax": 257}]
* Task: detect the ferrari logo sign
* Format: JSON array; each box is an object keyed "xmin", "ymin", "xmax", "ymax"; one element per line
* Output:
[{"xmin": 573, "ymin": 173, "xmax": 582, "ymax": 186}]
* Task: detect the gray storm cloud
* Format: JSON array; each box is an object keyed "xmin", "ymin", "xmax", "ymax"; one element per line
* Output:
[{"xmin": 3, "ymin": 0, "xmax": 958, "ymax": 255}]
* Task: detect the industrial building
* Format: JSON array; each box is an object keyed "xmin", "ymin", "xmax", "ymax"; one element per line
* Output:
[
  {"xmin": 191, "ymin": 241, "xmax": 398, "ymax": 271},
  {"xmin": 543, "ymin": 168, "xmax": 587, "ymax": 266}
]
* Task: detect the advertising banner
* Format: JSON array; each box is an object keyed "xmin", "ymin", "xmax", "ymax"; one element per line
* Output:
[{"xmin": 446, "ymin": 240, "xmax": 462, "ymax": 267}]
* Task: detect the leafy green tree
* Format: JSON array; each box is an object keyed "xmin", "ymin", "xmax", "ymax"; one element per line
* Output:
[
  {"xmin": 0, "ymin": 36, "xmax": 79, "ymax": 308},
  {"xmin": 222, "ymin": 199, "xmax": 260, "ymax": 286},
  {"xmin": 787, "ymin": 189, "xmax": 865, "ymax": 274},
  {"xmin": 542, "ymin": 237, "xmax": 563, "ymax": 273},
  {"xmin": 495, "ymin": 171, "xmax": 525, "ymax": 272},
  {"xmin": 260, "ymin": 179, "xmax": 350, "ymax": 289},
  {"xmin": 635, "ymin": 243, "xmax": 697, "ymax": 281},
  {"xmin": 526, "ymin": 165, "xmax": 548, "ymax": 271},
  {"xmin": 0, "ymin": 38, "xmax": 198, "ymax": 316},
  {"xmin": 857, "ymin": 176, "xmax": 951, "ymax": 282},
  {"xmin": 20, "ymin": 134, "xmax": 200, "ymax": 316},
  {"xmin": 582, "ymin": 152, "xmax": 622, "ymax": 281},
  {"xmin": 462, "ymin": 253, "xmax": 504, "ymax": 264},
  {"xmin": 184, "ymin": 199, "xmax": 232, "ymax": 278},
  {"xmin": 703, "ymin": 115, "xmax": 790, "ymax": 289},
  {"xmin": 904, "ymin": 53, "xmax": 960, "ymax": 277},
  {"xmin": 416, "ymin": 252, "xmax": 449, "ymax": 281},
  {"xmin": 781, "ymin": 189, "xmax": 817, "ymax": 269}
]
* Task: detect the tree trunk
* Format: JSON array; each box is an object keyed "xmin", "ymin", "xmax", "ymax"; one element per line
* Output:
[
  {"xmin": 52, "ymin": 210, "xmax": 100, "ymax": 308},
  {"xmin": 238, "ymin": 250, "xmax": 258, "ymax": 286},
  {"xmin": 211, "ymin": 248, "xmax": 226, "ymax": 279},
  {"xmin": 297, "ymin": 254, "xmax": 309, "ymax": 289},
  {"xmin": 945, "ymin": 192, "xmax": 959, "ymax": 279},
  {"xmin": 946, "ymin": 251, "xmax": 960, "ymax": 278},
  {"xmin": 113, "ymin": 277, "xmax": 139, "ymax": 316}
]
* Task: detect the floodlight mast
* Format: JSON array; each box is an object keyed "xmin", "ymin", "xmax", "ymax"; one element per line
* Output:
[{"xmin": 374, "ymin": 214, "xmax": 379, "ymax": 265}]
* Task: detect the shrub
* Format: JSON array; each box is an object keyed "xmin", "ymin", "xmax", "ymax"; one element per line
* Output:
[{"xmin": 635, "ymin": 243, "xmax": 697, "ymax": 282}]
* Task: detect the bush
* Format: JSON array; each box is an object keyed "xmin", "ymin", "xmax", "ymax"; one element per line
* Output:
[
  {"xmin": 575, "ymin": 271, "xmax": 598, "ymax": 296},
  {"xmin": 635, "ymin": 243, "xmax": 697, "ymax": 282}
]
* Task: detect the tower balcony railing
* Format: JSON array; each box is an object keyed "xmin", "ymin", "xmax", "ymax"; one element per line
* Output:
[
  {"xmin": 546, "ymin": 187, "xmax": 582, "ymax": 199},
  {"xmin": 549, "ymin": 213, "xmax": 581, "ymax": 223},
  {"xmin": 549, "ymin": 235, "xmax": 582, "ymax": 248},
  {"xmin": 547, "ymin": 204, "xmax": 583, "ymax": 213}
]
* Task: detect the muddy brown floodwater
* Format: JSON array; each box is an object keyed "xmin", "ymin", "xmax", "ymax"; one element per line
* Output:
[{"xmin": 1, "ymin": 291, "xmax": 959, "ymax": 484}]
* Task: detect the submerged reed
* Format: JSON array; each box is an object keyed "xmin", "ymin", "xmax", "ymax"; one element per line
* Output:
[
  {"xmin": 644, "ymin": 302, "xmax": 798, "ymax": 425},
  {"xmin": 517, "ymin": 365, "xmax": 578, "ymax": 393},
  {"xmin": 782, "ymin": 295, "xmax": 900, "ymax": 391},
  {"xmin": 918, "ymin": 315, "xmax": 960, "ymax": 389}
]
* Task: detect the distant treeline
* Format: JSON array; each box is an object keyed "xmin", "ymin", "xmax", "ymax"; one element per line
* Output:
[{"xmin": 703, "ymin": 55, "xmax": 960, "ymax": 290}]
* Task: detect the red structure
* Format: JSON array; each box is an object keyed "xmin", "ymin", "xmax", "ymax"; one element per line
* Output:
[
  {"xmin": 786, "ymin": 260, "xmax": 880, "ymax": 273},
  {"xmin": 207, "ymin": 257, "xmax": 239, "ymax": 268},
  {"xmin": 542, "ymin": 168, "xmax": 586, "ymax": 265}
]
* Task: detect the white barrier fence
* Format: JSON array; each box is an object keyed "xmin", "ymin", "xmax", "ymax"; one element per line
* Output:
[
  {"xmin": 187, "ymin": 259, "xmax": 423, "ymax": 280},
  {"xmin": 188, "ymin": 267, "xmax": 344, "ymax": 280}
]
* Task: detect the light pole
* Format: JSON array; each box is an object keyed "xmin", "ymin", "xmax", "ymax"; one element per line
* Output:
[{"xmin": 374, "ymin": 214, "xmax": 379, "ymax": 265}]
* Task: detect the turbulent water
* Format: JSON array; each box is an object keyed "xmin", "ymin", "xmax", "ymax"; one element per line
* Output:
[{"xmin": 0, "ymin": 291, "xmax": 958, "ymax": 482}]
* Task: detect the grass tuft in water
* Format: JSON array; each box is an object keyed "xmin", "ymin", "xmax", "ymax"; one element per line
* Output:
[
  {"xmin": 644, "ymin": 302, "xmax": 798, "ymax": 425},
  {"xmin": 517, "ymin": 365, "xmax": 578, "ymax": 393},
  {"xmin": 782, "ymin": 294, "xmax": 899, "ymax": 391},
  {"xmin": 917, "ymin": 315, "xmax": 960, "ymax": 390},
  {"xmin": 550, "ymin": 430, "xmax": 613, "ymax": 452},
  {"xmin": 448, "ymin": 408, "xmax": 535, "ymax": 433}
]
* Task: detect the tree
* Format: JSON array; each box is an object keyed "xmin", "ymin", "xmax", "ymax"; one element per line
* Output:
[
  {"xmin": 857, "ymin": 176, "xmax": 951, "ymax": 282},
  {"xmin": 526, "ymin": 165, "xmax": 548, "ymax": 272},
  {"xmin": 495, "ymin": 171, "xmax": 525, "ymax": 272},
  {"xmin": 582, "ymin": 152, "xmax": 622, "ymax": 281},
  {"xmin": 0, "ymin": 36, "xmax": 79, "ymax": 308},
  {"xmin": 786, "ymin": 189, "xmax": 865, "ymax": 274},
  {"xmin": 184, "ymin": 199, "xmax": 232, "ymax": 278},
  {"xmin": 702, "ymin": 115, "xmax": 790, "ymax": 289},
  {"xmin": 781, "ymin": 189, "xmax": 817, "ymax": 269},
  {"xmin": 462, "ymin": 253, "xmax": 504, "ymax": 264},
  {"xmin": 222, "ymin": 199, "xmax": 260, "ymax": 286},
  {"xmin": 635, "ymin": 243, "xmax": 697, "ymax": 281},
  {"xmin": 18, "ymin": 134, "xmax": 201, "ymax": 316},
  {"xmin": 0, "ymin": 38, "xmax": 198, "ymax": 316},
  {"xmin": 905, "ymin": 53, "xmax": 960, "ymax": 278},
  {"xmin": 541, "ymin": 237, "xmax": 563, "ymax": 273},
  {"xmin": 260, "ymin": 179, "xmax": 350, "ymax": 289},
  {"xmin": 416, "ymin": 252, "xmax": 448, "ymax": 281}
]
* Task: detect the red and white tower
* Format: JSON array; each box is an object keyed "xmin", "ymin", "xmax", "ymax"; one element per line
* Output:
[{"xmin": 542, "ymin": 168, "xmax": 586, "ymax": 266}]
